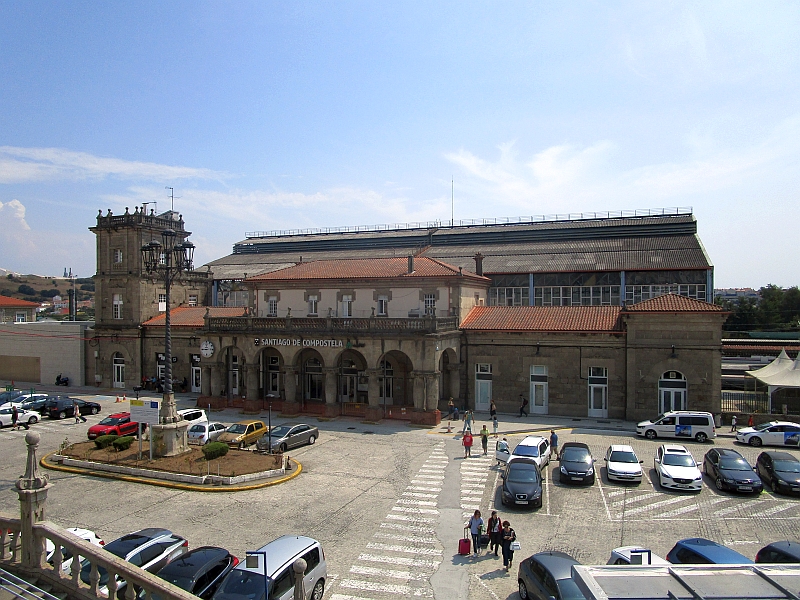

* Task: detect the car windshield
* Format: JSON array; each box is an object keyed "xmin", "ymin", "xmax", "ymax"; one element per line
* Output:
[
  {"xmin": 561, "ymin": 448, "xmax": 591, "ymax": 463},
  {"xmin": 227, "ymin": 424, "xmax": 247, "ymax": 434},
  {"xmin": 213, "ymin": 569, "xmax": 266, "ymax": 600},
  {"xmin": 662, "ymin": 454, "xmax": 695, "ymax": 467},
  {"xmin": 720, "ymin": 458, "xmax": 751, "ymax": 471},
  {"xmin": 774, "ymin": 461, "xmax": 800, "ymax": 473},
  {"xmin": 513, "ymin": 444, "xmax": 539, "ymax": 458},
  {"xmin": 98, "ymin": 417, "xmax": 122, "ymax": 425},
  {"xmin": 269, "ymin": 426, "xmax": 292, "ymax": 438},
  {"xmin": 189, "ymin": 424, "xmax": 207, "ymax": 433},
  {"xmin": 754, "ymin": 422, "xmax": 776, "ymax": 431},
  {"xmin": 609, "ymin": 451, "xmax": 638, "ymax": 463},
  {"xmin": 557, "ymin": 577, "xmax": 587, "ymax": 600},
  {"xmin": 507, "ymin": 465, "xmax": 540, "ymax": 483}
]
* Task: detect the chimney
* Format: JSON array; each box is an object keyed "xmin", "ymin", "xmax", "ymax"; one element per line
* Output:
[
  {"xmin": 407, "ymin": 255, "xmax": 414, "ymax": 274},
  {"xmin": 474, "ymin": 253, "xmax": 484, "ymax": 276}
]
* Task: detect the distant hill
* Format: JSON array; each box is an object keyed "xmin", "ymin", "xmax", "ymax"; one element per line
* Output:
[{"xmin": 0, "ymin": 272, "xmax": 95, "ymax": 305}]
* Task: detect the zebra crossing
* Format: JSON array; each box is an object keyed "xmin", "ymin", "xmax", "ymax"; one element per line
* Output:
[
  {"xmin": 460, "ymin": 450, "xmax": 494, "ymax": 518},
  {"xmin": 329, "ymin": 441, "xmax": 448, "ymax": 600},
  {"xmin": 604, "ymin": 485, "xmax": 800, "ymax": 521}
]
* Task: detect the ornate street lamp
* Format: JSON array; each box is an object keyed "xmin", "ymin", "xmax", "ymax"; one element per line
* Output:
[{"xmin": 141, "ymin": 228, "xmax": 195, "ymax": 456}]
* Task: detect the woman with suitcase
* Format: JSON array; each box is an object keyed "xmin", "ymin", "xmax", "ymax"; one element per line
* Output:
[{"xmin": 467, "ymin": 510, "xmax": 484, "ymax": 556}]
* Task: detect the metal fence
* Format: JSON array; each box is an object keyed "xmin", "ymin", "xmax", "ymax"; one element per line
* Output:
[{"xmin": 721, "ymin": 391, "xmax": 770, "ymax": 414}]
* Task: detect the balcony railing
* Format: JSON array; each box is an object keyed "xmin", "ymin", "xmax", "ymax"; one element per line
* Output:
[{"xmin": 205, "ymin": 315, "xmax": 459, "ymax": 334}]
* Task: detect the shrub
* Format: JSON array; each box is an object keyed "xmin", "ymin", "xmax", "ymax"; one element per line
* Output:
[
  {"xmin": 202, "ymin": 442, "xmax": 229, "ymax": 461},
  {"xmin": 17, "ymin": 284, "xmax": 35, "ymax": 295},
  {"xmin": 112, "ymin": 436, "xmax": 134, "ymax": 451},
  {"xmin": 94, "ymin": 434, "xmax": 119, "ymax": 449}
]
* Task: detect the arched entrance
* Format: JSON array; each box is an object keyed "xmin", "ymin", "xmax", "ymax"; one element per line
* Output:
[
  {"xmin": 298, "ymin": 349, "xmax": 324, "ymax": 404},
  {"xmin": 112, "ymin": 352, "xmax": 125, "ymax": 389},
  {"xmin": 659, "ymin": 371, "xmax": 687, "ymax": 413},
  {"xmin": 220, "ymin": 347, "xmax": 244, "ymax": 398},
  {"xmin": 378, "ymin": 351, "xmax": 414, "ymax": 412},
  {"xmin": 439, "ymin": 348, "xmax": 458, "ymax": 405},
  {"xmin": 258, "ymin": 348, "xmax": 283, "ymax": 399},
  {"xmin": 338, "ymin": 350, "xmax": 367, "ymax": 403}
]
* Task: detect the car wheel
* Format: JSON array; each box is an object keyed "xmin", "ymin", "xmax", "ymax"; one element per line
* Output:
[
  {"xmin": 695, "ymin": 432, "xmax": 708, "ymax": 443},
  {"xmin": 28, "ymin": 416, "xmax": 38, "ymax": 424},
  {"xmin": 519, "ymin": 580, "xmax": 529, "ymax": 600},
  {"xmin": 280, "ymin": 443, "xmax": 287, "ymax": 453},
  {"xmin": 58, "ymin": 411, "xmax": 66, "ymax": 420},
  {"xmin": 715, "ymin": 477, "xmax": 725, "ymax": 491},
  {"xmin": 645, "ymin": 429, "xmax": 657, "ymax": 440},
  {"xmin": 749, "ymin": 437, "xmax": 762, "ymax": 447},
  {"xmin": 308, "ymin": 435, "xmax": 316, "ymax": 445},
  {"xmin": 238, "ymin": 442, "xmax": 245, "ymax": 450},
  {"xmin": 92, "ymin": 407, "xmax": 99, "ymax": 414},
  {"xmin": 311, "ymin": 580, "xmax": 324, "ymax": 600}
]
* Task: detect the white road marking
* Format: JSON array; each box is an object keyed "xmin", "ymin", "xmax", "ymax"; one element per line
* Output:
[
  {"xmin": 410, "ymin": 480, "xmax": 443, "ymax": 486},
  {"xmin": 595, "ymin": 469, "xmax": 612, "ymax": 521},
  {"xmin": 489, "ymin": 469, "xmax": 500, "ymax": 511},
  {"xmin": 357, "ymin": 553, "xmax": 441, "ymax": 569},
  {"xmin": 619, "ymin": 495, "xmax": 691, "ymax": 517},
  {"xmin": 380, "ymin": 522, "xmax": 435, "ymax": 534},
  {"xmin": 713, "ymin": 504, "xmax": 746, "ymax": 517},
  {"xmin": 606, "ymin": 489, "xmax": 629, "ymax": 498},
  {"xmin": 402, "ymin": 492, "xmax": 439, "ymax": 499},
  {"xmin": 413, "ymin": 474, "xmax": 444, "ymax": 480},
  {"xmin": 408, "ymin": 486, "xmax": 442, "ymax": 492},
  {"xmin": 397, "ymin": 499, "xmax": 438, "ymax": 507},
  {"xmin": 338, "ymin": 579, "xmax": 433, "ymax": 596},
  {"xmin": 365, "ymin": 543, "xmax": 443, "ymax": 555},
  {"xmin": 373, "ymin": 532, "xmax": 438, "ymax": 545},
  {"xmin": 349, "ymin": 565, "xmax": 430, "ymax": 581},
  {"xmin": 611, "ymin": 492, "xmax": 660, "ymax": 507},
  {"xmin": 391, "ymin": 506, "xmax": 439, "ymax": 515},
  {"xmin": 330, "ymin": 594, "xmax": 375, "ymax": 600},
  {"xmin": 386, "ymin": 514, "xmax": 436, "ymax": 524},
  {"xmin": 473, "ymin": 573, "xmax": 502, "ymax": 600},
  {"xmin": 655, "ymin": 503, "xmax": 700, "ymax": 518},
  {"xmin": 750, "ymin": 503, "xmax": 799, "ymax": 518}
]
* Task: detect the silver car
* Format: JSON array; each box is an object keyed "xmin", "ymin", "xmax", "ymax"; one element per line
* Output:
[
  {"xmin": 188, "ymin": 421, "xmax": 227, "ymax": 445},
  {"xmin": 256, "ymin": 423, "xmax": 319, "ymax": 453}
]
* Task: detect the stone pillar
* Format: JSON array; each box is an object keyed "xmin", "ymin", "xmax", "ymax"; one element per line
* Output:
[
  {"xmin": 16, "ymin": 432, "xmax": 50, "ymax": 569},
  {"xmin": 323, "ymin": 367, "xmax": 339, "ymax": 418},
  {"xmin": 201, "ymin": 366, "xmax": 212, "ymax": 396},
  {"xmin": 282, "ymin": 366, "xmax": 300, "ymax": 415},
  {"xmin": 425, "ymin": 373, "xmax": 440, "ymax": 411},
  {"xmin": 448, "ymin": 364, "xmax": 461, "ymax": 404},
  {"xmin": 245, "ymin": 363, "xmax": 259, "ymax": 401},
  {"xmin": 210, "ymin": 364, "xmax": 223, "ymax": 399},
  {"xmin": 365, "ymin": 368, "xmax": 383, "ymax": 422},
  {"xmin": 412, "ymin": 373, "xmax": 425, "ymax": 410}
]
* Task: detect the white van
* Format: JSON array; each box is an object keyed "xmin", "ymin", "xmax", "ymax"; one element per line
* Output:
[
  {"xmin": 213, "ymin": 535, "xmax": 326, "ymax": 600},
  {"xmin": 636, "ymin": 411, "xmax": 716, "ymax": 443}
]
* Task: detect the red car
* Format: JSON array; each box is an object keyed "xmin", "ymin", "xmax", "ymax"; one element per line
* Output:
[{"xmin": 87, "ymin": 412, "xmax": 143, "ymax": 440}]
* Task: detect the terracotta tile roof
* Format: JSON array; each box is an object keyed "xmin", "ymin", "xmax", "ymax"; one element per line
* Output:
[
  {"xmin": 624, "ymin": 293, "xmax": 726, "ymax": 312},
  {"xmin": 245, "ymin": 257, "xmax": 488, "ymax": 282},
  {"xmin": 142, "ymin": 306, "xmax": 244, "ymax": 327},
  {"xmin": 0, "ymin": 296, "xmax": 40, "ymax": 308},
  {"xmin": 460, "ymin": 306, "xmax": 624, "ymax": 332}
]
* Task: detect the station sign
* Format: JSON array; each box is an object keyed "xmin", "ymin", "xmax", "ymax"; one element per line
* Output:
[
  {"xmin": 254, "ymin": 338, "xmax": 344, "ymax": 348},
  {"xmin": 130, "ymin": 399, "xmax": 160, "ymax": 424}
]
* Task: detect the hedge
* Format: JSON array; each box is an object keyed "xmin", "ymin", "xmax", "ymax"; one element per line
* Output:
[
  {"xmin": 94, "ymin": 434, "xmax": 119, "ymax": 449},
  {"xmin": 112, "ymin": 436, "xmax": 135, "ymax": 451},
  {"xmin": 202, "ymin": 442, "xmax": 229, "ymax": 461}
]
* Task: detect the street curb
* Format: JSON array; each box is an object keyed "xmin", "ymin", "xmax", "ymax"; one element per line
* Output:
[
  {"xmin": 429, "ymin": 423, "xmax": 635, "ymax": 436},
  {"xmin": 40, "ymin": 451, "xmax": 303, "ymax": 492}
]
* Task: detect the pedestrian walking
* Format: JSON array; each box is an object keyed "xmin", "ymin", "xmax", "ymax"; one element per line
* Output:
[
  {"xmin": 550, "ymin": 429, "xmax": 559, "ymax": 459},
  {"xmin": 480, "ymin": 425, "xmax": 489, "ymax": 455},
  {"xmin": 467, "ymin": 510, "xmax": 484, "ymax": 556},
  {"xmin": 463, "ymin": 430, "xmax": 474, "ymax": 458},
  {"xmin": 453, "ymin": 406, "xmax": 459, "ymax": 421},
  {"xmin": 492, "ymin": 415, "xmax": 498, "ymax": 437},
  {"xmin": 462, "ymin": 409, "xmax": 473, "ymax": 434},
  {"xmin": 73, "ymin": 399, "xmax": 87, "ymax": 423},
  {"xmin": 487, "ymin": 510, "xmax": 502, "ymax": 556},
  {"xmin": 447, "ymin": 398, "xmax": 455, "ymax": 418},
  {"xmin": 490, "ymin": 400, "xmax": 497, "ymax": 419},
  {"xmin": 748, "ymin": 415, "xmax": 754, "ymax": 427},
  {"xmin": 730, "ymin": 415, "xmax": 738, "ymax": 433},
  {"xmin": 501, "ymin": 520, "xmax": 517, "ymax": 571},
  {"xmin": 518, "ymin": 394, "xmax": 528, "ymax": 418},
  {"xmin": 11, "ymin": 405, "xmax": 19, "ymax": 431}
]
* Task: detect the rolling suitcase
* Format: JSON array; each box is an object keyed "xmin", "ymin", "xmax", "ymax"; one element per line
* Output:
[{"xmin": 458, "ymin": 527, "xmax": 471, "ymax": 555}]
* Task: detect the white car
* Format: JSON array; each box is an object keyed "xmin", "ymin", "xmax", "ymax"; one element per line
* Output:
[
  {"xmin": 605, "ymin": 445, "xmax": 644, "ymax": 483},
  {"xmin": 177, "ymin": 408, "xmax": 208, "ymax": 425},
  {"xmin": 736, "ymin": 421, "xmax": 800, "ymax": 447},
  {"xmin": 0, "ymin": 406, "xmax": 39, "ymax": 427},
  {"xmin": 46, "ymin": 528, "xmax": 104, "ymax": 573},
  {"xmin": 508, "ymin": 435, "xmax": 552, "ymax": 471},
  {"xmin": 654, "ymin": 444, "xmax": 702, "ymax": 491},
  {"xmin": 187, "ymin": 421, "xmax": 227, "ymax": 445},
  {"xmin": 608, "ymin": 546, "xmax": 669, "ymax": 565}
]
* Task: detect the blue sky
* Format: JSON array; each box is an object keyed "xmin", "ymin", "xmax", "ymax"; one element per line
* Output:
[{"xmin": 1, "ymin": 1, "xmax": 798, "ymax": 288}]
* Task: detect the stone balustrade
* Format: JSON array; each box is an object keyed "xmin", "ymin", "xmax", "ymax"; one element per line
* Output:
[{"xmin": 205, "ymin": 315, "xmax": 459, "ymax": 334}]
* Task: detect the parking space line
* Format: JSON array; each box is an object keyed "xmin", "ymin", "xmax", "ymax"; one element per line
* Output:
[
  {"xmin": 619, "ymin": 495, "xmax": 690, "ymax": 517},
  {"xmin": 750, "ymin": 503, "xmax": 799, "ymax": 518},
  {"xmin": 595, "ymin": 470, "xmax": 612, "ymax": 521},
  {"xmin": 543, "ymin": 466, "xmax": 551, "ymax": 516}
]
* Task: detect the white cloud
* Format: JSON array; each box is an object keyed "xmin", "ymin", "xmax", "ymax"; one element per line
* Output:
[{"xmin": 0, "ymin": 146, "xmax": 226, "ymax": 184}]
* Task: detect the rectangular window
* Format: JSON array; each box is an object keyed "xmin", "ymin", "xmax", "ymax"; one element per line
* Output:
[
  {"xmin": 112, "ymin": 294, "xmax": 123, "ymax": 319},
  {"xmin": 15, "ymin": 311, "xmax": 27, "ymax": 323},
  {"xmin": 308, "ymin": 294, "xmax": 318, "ymax": 316},
  {"xmin": 113, "ymin": 249, "xmax": 123, "ymax": 264},
  {"xmin": 424, "ymin": 293, "xmax": 436, "ymax": 316},
  {"xmin": 267, "ymin": 296, "xmax": 278, "ymax": 317},
  {"xmin": 188, "ymin": 294, "xmax": 198, "ymax": 306},
  {"xmin": 377, "ymin": 295, "xmax": 388, "ymax": 316},
  {"xmin": 341, "ymin": 294, "xmax": 353, "ymax": 317},
  {"xmin": 158, "ymin": 292, "xmax": 167, "ymax": 312}
]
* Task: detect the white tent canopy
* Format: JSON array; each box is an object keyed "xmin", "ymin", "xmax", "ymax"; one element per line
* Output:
[
  {"xmin": 746, "ymin": 348, "xmax": 792, "ymax": 380},
  {"xmin": 746, "ymin": 349, "xmax": 800, "ymax": 410}
]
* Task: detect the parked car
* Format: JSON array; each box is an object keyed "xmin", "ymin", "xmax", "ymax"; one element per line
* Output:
[
  {"xmin": 508, "ymin": 435, "xmax": 551, "ymax": 471},
  {"xmin": 517, "ymin": 551, "xmax": 585, "ymax": 600},
  {"xmin": 177, "ymin": 408, "xmax": 208, "ymax": 425},
  {"xmin": 604, "ymin": 445, "xmax": 643, "ymax": 483},
  {"xmin": 500, "ymin": 458, "xmax": 543, "ymax": 508},
  {"xmin": 45, "ymin": 397, "xmax": 101, "ymax": 420},
  {"xmin": 142, "ymin": 546, "xmax": 239, "ymax": 600},
  {"xmin": 703, "ymin": 448, "xmax": 762, "ymax": 494},
  {"xmin": 0, "ymin": 393, "xmax": 50, "ymax": 410},
  {"xmin": 87, "ymin": 412, "xmax": 143, "ymax": 440},
  {"xmin": 736, "ymin": 421, "xmax": 800, "ymax": 447},
  {"xmin": 19, "ymin": 395, "xmax": 55, "ymax": 414},
  {"xmin": 654, "ymin": 444, "xmax": 702, "ymax": 491},
  {"xmin": 637, "ymin": 411, "xmax": 716, "ymax": 443},
  {"xmin": 756, "ymin": 451, "xmax": 800, "ymax": 495},
  {"xmin": 755, "ymin": 541, "xmax": 800, "ymax": 563},
  {"xmin": 607, "ymin": 546, "xmax": 668, "ymax": 565},
  {"xmin": 255, "ymin": 423, "xmax": 319, "ymax": 453},
  {"xmin": 217, "ymin": 420, "xmax": 266, "ymax": 449},
  {"xmin": 188, "ymin": 422, "xmax": 227, "ymax": 445},
  {"xmin": 80, "ymin": 528, "xmax": 188, "ymax": 597},
  {"xmin": 558, "ymin": 442, "xmax": 595, "ymax": 485},
  {"xmin": 46, "ymin": 528, "xmax": 104, "ymax": 573},
  {"xmin": 0, "ymin": 405, "xmax": 40, "ymax": 427},
  {"xmin": 0, "ymin": 390, "xmax": 24, "ymax": 405},
  {"xmin": 212, "ymin": 535, "xmax": 326, "ymax": 600},
  {"xmin": 666, "ymin": 538, "xmax": 752, "ymax": 564}
]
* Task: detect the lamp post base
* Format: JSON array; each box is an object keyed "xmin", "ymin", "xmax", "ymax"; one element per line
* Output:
[{"xmin": 150, "ymin": 421, "xmax": 190, "ymax": 457}]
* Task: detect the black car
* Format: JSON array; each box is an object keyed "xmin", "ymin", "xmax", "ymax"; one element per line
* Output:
[
  {"xmin": 142, "ymin": 546, "xmax": 239, "ymax": 600},
  {"xmin": 500, "ymin": 458, "xmax": 543, "ymax": 509},
  {"xmin": 518, "ymin": 551, "xmax": 585, "ymax": 600},
  {"xmin": 756, "ymin": 452, "xmax": 800, "ymax": 495},
  {"xmin": 20, "ymin": 396, "xmax": 56, "ymax": 414},
  {"xmin": 558, "ymin": 442, "xmax": 595, "ymax": 485},
  {"xmin": 756, "ymin": 541, "xmax": 800, "ymax": 563},
  {"xmin": 703, "ymin": 448, "xmax": 762, "ymax": 494},
  {"xmin": 45, "ymin": 397, "xmax": 101, "ymax": 419}
]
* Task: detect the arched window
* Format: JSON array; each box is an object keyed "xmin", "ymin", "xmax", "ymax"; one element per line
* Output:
[{"xmin": 659, "ymin": 371, "xmax": 687, "ymax": 413}]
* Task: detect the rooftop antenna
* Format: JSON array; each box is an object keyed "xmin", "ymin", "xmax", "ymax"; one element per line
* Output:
[
  {"xmin": 451, "ymin": 176, "xmax": 454, "ymax": 227},
  {"xmin": 165, "ymin": 187, "xmax": 174, "ymax": 212}
]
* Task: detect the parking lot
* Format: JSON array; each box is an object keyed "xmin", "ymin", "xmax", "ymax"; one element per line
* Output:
[{"xmin": 1, "ymin": 394, "xmax": 799, "ymax": 600}]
